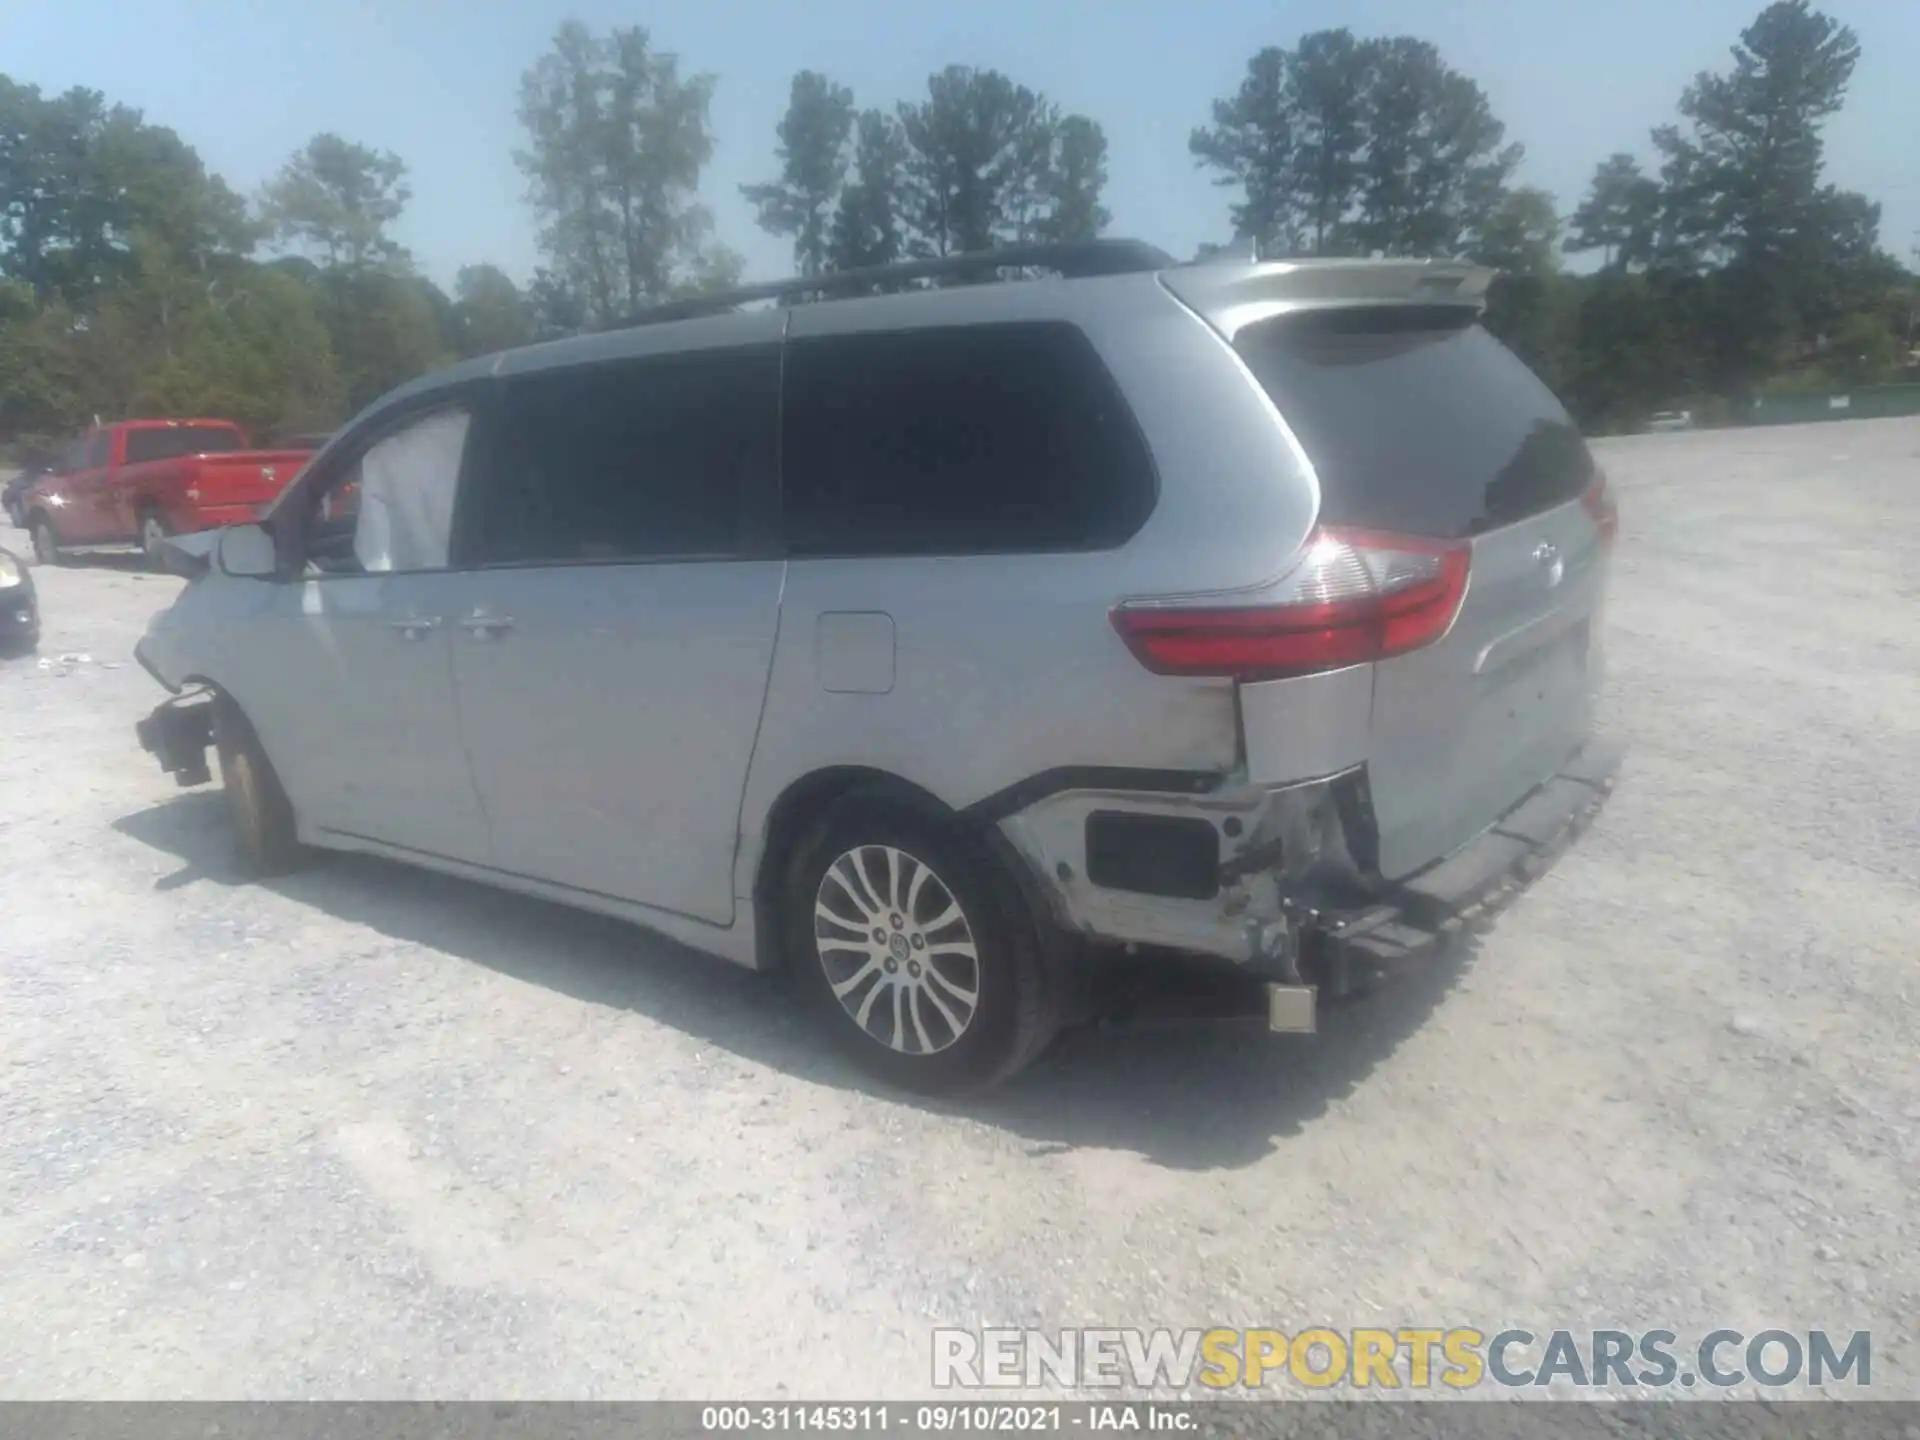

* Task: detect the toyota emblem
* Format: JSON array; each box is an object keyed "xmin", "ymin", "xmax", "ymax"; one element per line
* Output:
[{"xmin": 1534, "ymin": 541, "xmax": 1564, "ymax": 587}]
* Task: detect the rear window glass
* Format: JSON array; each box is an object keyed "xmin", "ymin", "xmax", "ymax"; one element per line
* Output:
[
  {"xmin": 781, "ymin": 322, "xmax": 1156, "ymax": 558},
  {"xmin": 1233, "ymin": 307, "xmax": 1593, "ymax": 539},
  {"xmin": 124, "ymin": 427, "xmax": 244, "ymax": 464}
]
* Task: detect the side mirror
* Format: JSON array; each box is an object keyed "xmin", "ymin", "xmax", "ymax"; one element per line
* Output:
[{"xmin": 217, "ymin": 523, "xmax": 278, "ymax": 579}]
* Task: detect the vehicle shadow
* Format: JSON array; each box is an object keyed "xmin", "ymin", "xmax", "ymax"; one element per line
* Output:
[
  {"xmin": 113, "ymin": 792, "xmax": 1474, "ymax": 1171},
  {"xmin": 36, "ymin": 552, "xmax": 153, "ymax": 574}
]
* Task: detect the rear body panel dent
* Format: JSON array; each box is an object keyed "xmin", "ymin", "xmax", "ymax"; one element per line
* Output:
[
  {"xmin": 1238, "ymin": 664, "xmax": 1373, "ymax": 787},
  {"xmin": 1368, "ymin": 503, "xmax": 1607, "ymax": 878}
]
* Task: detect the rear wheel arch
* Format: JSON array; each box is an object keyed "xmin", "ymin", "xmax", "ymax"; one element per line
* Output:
[
  {"xmin": 771, "ymin": 779, "xmax": 1072, "ymax": 1092},
  {"xmin": 751, "ymin": 767, "xmax": 958, "ymax": 972}
]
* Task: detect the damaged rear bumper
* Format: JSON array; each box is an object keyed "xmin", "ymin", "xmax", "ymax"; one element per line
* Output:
[
  {"xmin": 136, "ymin": 693, "xmax": 215, "ymax": 787},
  {"xmin": 1004, "ymin": 734, "xmax": 1624, "ymax": 1034},
  {"xmin": 1304, "ymin": 734, "xmax": 1623, "ymax": 997}
]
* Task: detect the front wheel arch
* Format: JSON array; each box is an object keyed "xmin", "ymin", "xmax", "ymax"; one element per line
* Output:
[{"xmin": 207, "ymin": 687, "xmax": 306, "ymax": 876}]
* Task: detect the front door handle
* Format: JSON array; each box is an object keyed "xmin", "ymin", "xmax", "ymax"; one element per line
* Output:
[
  {"xmin": 459, "ymin": 613, "xmax": 515, "ymax": 640},
  {"xmin": 388, "ymin": 617, "xmax": 441, "ymax": 641}
]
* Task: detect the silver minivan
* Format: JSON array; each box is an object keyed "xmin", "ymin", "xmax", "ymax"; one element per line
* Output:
[{"xmin": 134, "ymin": 240, "xmax": 1620, "ymax": 1094}]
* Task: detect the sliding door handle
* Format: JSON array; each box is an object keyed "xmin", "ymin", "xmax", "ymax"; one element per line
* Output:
[
  {"xmin": 387, "ymin": 617, "xmax": 441, "ymax": 641},
  {"xmin": 459, "ymin": 614, "xmax": 516, "ymax": 640}
]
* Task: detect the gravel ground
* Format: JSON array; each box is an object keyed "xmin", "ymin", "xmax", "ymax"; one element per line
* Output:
[{"xmin": 1, "ymin": 419, "xmax": 1917, "ymax": 1406}]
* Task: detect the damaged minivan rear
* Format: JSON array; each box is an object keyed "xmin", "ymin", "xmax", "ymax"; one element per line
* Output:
[{"xmin": 133, "ymin": 240, "xmax": 1619, "ymax": 1095}]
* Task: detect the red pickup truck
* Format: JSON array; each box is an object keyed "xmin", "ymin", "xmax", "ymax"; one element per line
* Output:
[{"xmin": 24, "ymin": 419, "xmax": 317, "ymax": 567}]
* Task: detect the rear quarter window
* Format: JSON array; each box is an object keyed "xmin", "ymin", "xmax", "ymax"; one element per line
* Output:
[
  {"xmin": 124, "ymin": 427, "xmax": 245, "ymax": 465},
  {"xmin": 780, "ymin": 321, "xmax": 1157, "ymax": 558},
  {"xmin": 1233, "ymin": 306, "xmax": 1594, "ymax": 539}
]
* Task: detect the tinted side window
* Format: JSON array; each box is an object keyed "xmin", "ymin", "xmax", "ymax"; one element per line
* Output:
[
  {"xmin": 781, "ymin": 323, "xmax": 1156, "ymax": 558},
  {"xmin": 1233, "ymin": 307, "xmax": 1594, "ymax": 539},
  {"xmin": 468, "ymin": 345, "xmax": 781, "ymax": 566},
  {"xmin": 125, "ymin": 426, "xmax": 244, "ymax": 464}
]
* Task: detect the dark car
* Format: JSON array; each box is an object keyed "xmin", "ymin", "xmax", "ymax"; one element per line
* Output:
[
  {"xmin": 0, "ymin": 546, "xmax": 38, "ymax": 653},
  {"xmin": 4, "ymin": 466, "xmax": 51, "ymax": 529}
]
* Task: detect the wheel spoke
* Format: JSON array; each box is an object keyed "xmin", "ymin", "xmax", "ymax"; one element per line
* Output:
[
  {"xmin": 854, "ymin": 973, "xmax": 889, "ymax": 1030},
  {"xmin": 917, "ymin": 979, "xmax": 965, "ymax": 1037},
  {"xmin": 924, "ymin": 961, "xmax": 978, "ymax": 1009},
  {"xmin": 918, "ymin": 899, "xmax": 964, "ymax": 935},
  {"xmin": 888, "ymin": 983, "xmax": 907, "ymax": 1052},
  {"xmin": 924, "ymin": 939, "xmax": 978, "ymax": 961},
  {"xmin": 830, "ymin": 957, "xmax": 882, "ymax": 999},
  {"xmin": 904, "ymin": 859, "xmax": 932, "ymax": 919},
  {"xmin": 821, "ymin": 861, "xmax": 880, "ymax": 923},
  {"xmin": 814, "ymin": 901, "xmax": 871, "ymax": 940},
  {"xmin": 855, "ymin": 848, "xmax": 891, "ymax": 919},
  {"xmin": 907, "ymin": 986, "xmax": 937, "ymax": 1054}
]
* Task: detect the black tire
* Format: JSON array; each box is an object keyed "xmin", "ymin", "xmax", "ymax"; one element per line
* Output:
[
  {"xmin": 211, "ymin": 696, "xmax": 307, "ymax": 877},
  {"xmin": 30, "ymin": 516, "xmax": 65, "ymax": 566},
  {"xmin": 138, "ymin": 509, "xmax": 171, "ymax": 571},
  {"xmin": 781, "ymin": 791, "xmax": 1068, "ymax": 1095}
]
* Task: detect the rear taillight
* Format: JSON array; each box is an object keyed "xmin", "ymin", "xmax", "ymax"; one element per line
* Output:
[
  {"xmin": 1581, "ymin": 474, "xmax": 1618, "ymax": 546},
  {"xmin": 1110, "ymin": 527, "xmax": 1471, "ymax": 682}
]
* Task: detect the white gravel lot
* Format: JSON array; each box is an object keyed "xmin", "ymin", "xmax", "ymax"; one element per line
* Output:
[{"xmin": 1, "ymin": 419, "xmax": 1916, "ymax": 1404}]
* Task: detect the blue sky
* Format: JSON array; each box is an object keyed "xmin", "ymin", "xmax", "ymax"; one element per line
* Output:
[{"xmin": 2, "ymin": 0, "xmax": 1914, "ymax": 291}]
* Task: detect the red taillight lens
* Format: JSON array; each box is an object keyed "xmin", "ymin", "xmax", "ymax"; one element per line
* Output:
[
  {"xmin": 1110, "ymin": 527, "xmax": 1471, "ymax": 681},
  {"xmin": 1581, "ymin": 475, "xmax": 1618, "ymax": 546}
]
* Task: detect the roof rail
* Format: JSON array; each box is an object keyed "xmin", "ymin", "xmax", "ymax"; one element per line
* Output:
[{"xmin": 602, "ymin": 237, "xmax": 1177, "ymax": 331}]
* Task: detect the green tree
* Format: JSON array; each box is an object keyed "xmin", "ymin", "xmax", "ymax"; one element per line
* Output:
[
  {"xmin": 1649, "ymin": 0, "xmax": 1875, "ymax": 391},
  {"xmin": 827, "ymin": 109, "xmax": 909, "ymax": 274},
  {"xmin": 895, "ymin": 66, "xmax": 1108, "ymax": 258},
  {"xmin": 452, "ymin": 263, "xmax": 533, "ymax": 356},
  {"xmin": 0, "ymin": 283, "xmax": 85, "ymax": 444},
  {"xmin": 1827, "ymin": 309, "xmax": 1898, "ymax": 385},
  {"xmin": 1564, "ymin": 271, "xmax": 1691, "ymax": 431},
  {"xmin": 1656, "ymin": 0, "xmax": 1861, "ymax": 273},
  {"xmin": 669, "ymin": 242, "xmax": 746, "ymax": 299},
  {"xmin": 1351, "ymin": 37, "xmax": 1521, "ymax": 258},
  {"xmin": 515, "ymin": 21, "xmax": 725, "ymax": 323},
  {"xmin": 1285, "ymin": 29, "xmax": 1370, "ymax": 254},
  {"xmin": 0, "ymin": 79, "xmax": 253, "ymax": 303},
  {"xmin": 898, "ymin": 66, "xmax": 1050, "ymax": 256},
  {"xmin": 1471, "ymin": 187, "xmax": 1567, "ymax": 384},
  {"xmin": 1034, "ymin": 115, "xmax": 1111, "ymax": 243},
  {"xmin": 1565, "ymin": 153, "xmax": 1661, "ymax": 269},
  {"xmin": 1192, "ymin": 33, "xmax": 1519, "ymax": 258},
  {"xmin": 526, "ymin": 267, "xmax": 588, "ymax": 339},
  {"xmin": 1188, "ymin": 48, "xmax": 1299, "ymax": 254},
  {"xmin": 260, "ymin": 133, "xmax": 412, "ymax": 270},
  {"xmin": 742, "ymin": 70, "xmax": 855, "ymax": 277},
  {"xmin": 314, "ymin": 267, "xmax": 450, "ymax": 412}
]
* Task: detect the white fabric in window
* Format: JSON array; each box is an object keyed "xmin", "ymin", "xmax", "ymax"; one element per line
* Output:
[{"xmin": 353, "ymin": 408, "xmax": 471, "ymax": 572}]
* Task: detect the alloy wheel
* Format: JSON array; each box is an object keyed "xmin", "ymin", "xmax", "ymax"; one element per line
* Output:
[{"xmin": 813, "ymin": 844, "xmax": 981, "ymax": 1056}]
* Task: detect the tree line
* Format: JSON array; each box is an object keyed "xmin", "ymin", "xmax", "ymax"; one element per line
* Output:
[{"xmin": 2, "ymin": 0, "xmax": 1913, "ymax": 460}]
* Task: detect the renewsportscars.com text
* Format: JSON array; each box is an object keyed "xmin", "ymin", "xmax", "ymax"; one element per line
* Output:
[{"xmin": 933, "ymin": 1327, "xmax": 1872, "ymax": 1391}]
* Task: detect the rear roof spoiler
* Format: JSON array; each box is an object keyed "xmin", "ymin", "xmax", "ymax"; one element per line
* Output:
[{"xmin": 1161, "ymin": 258, "xmax": 1495, "ymax": 341}]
